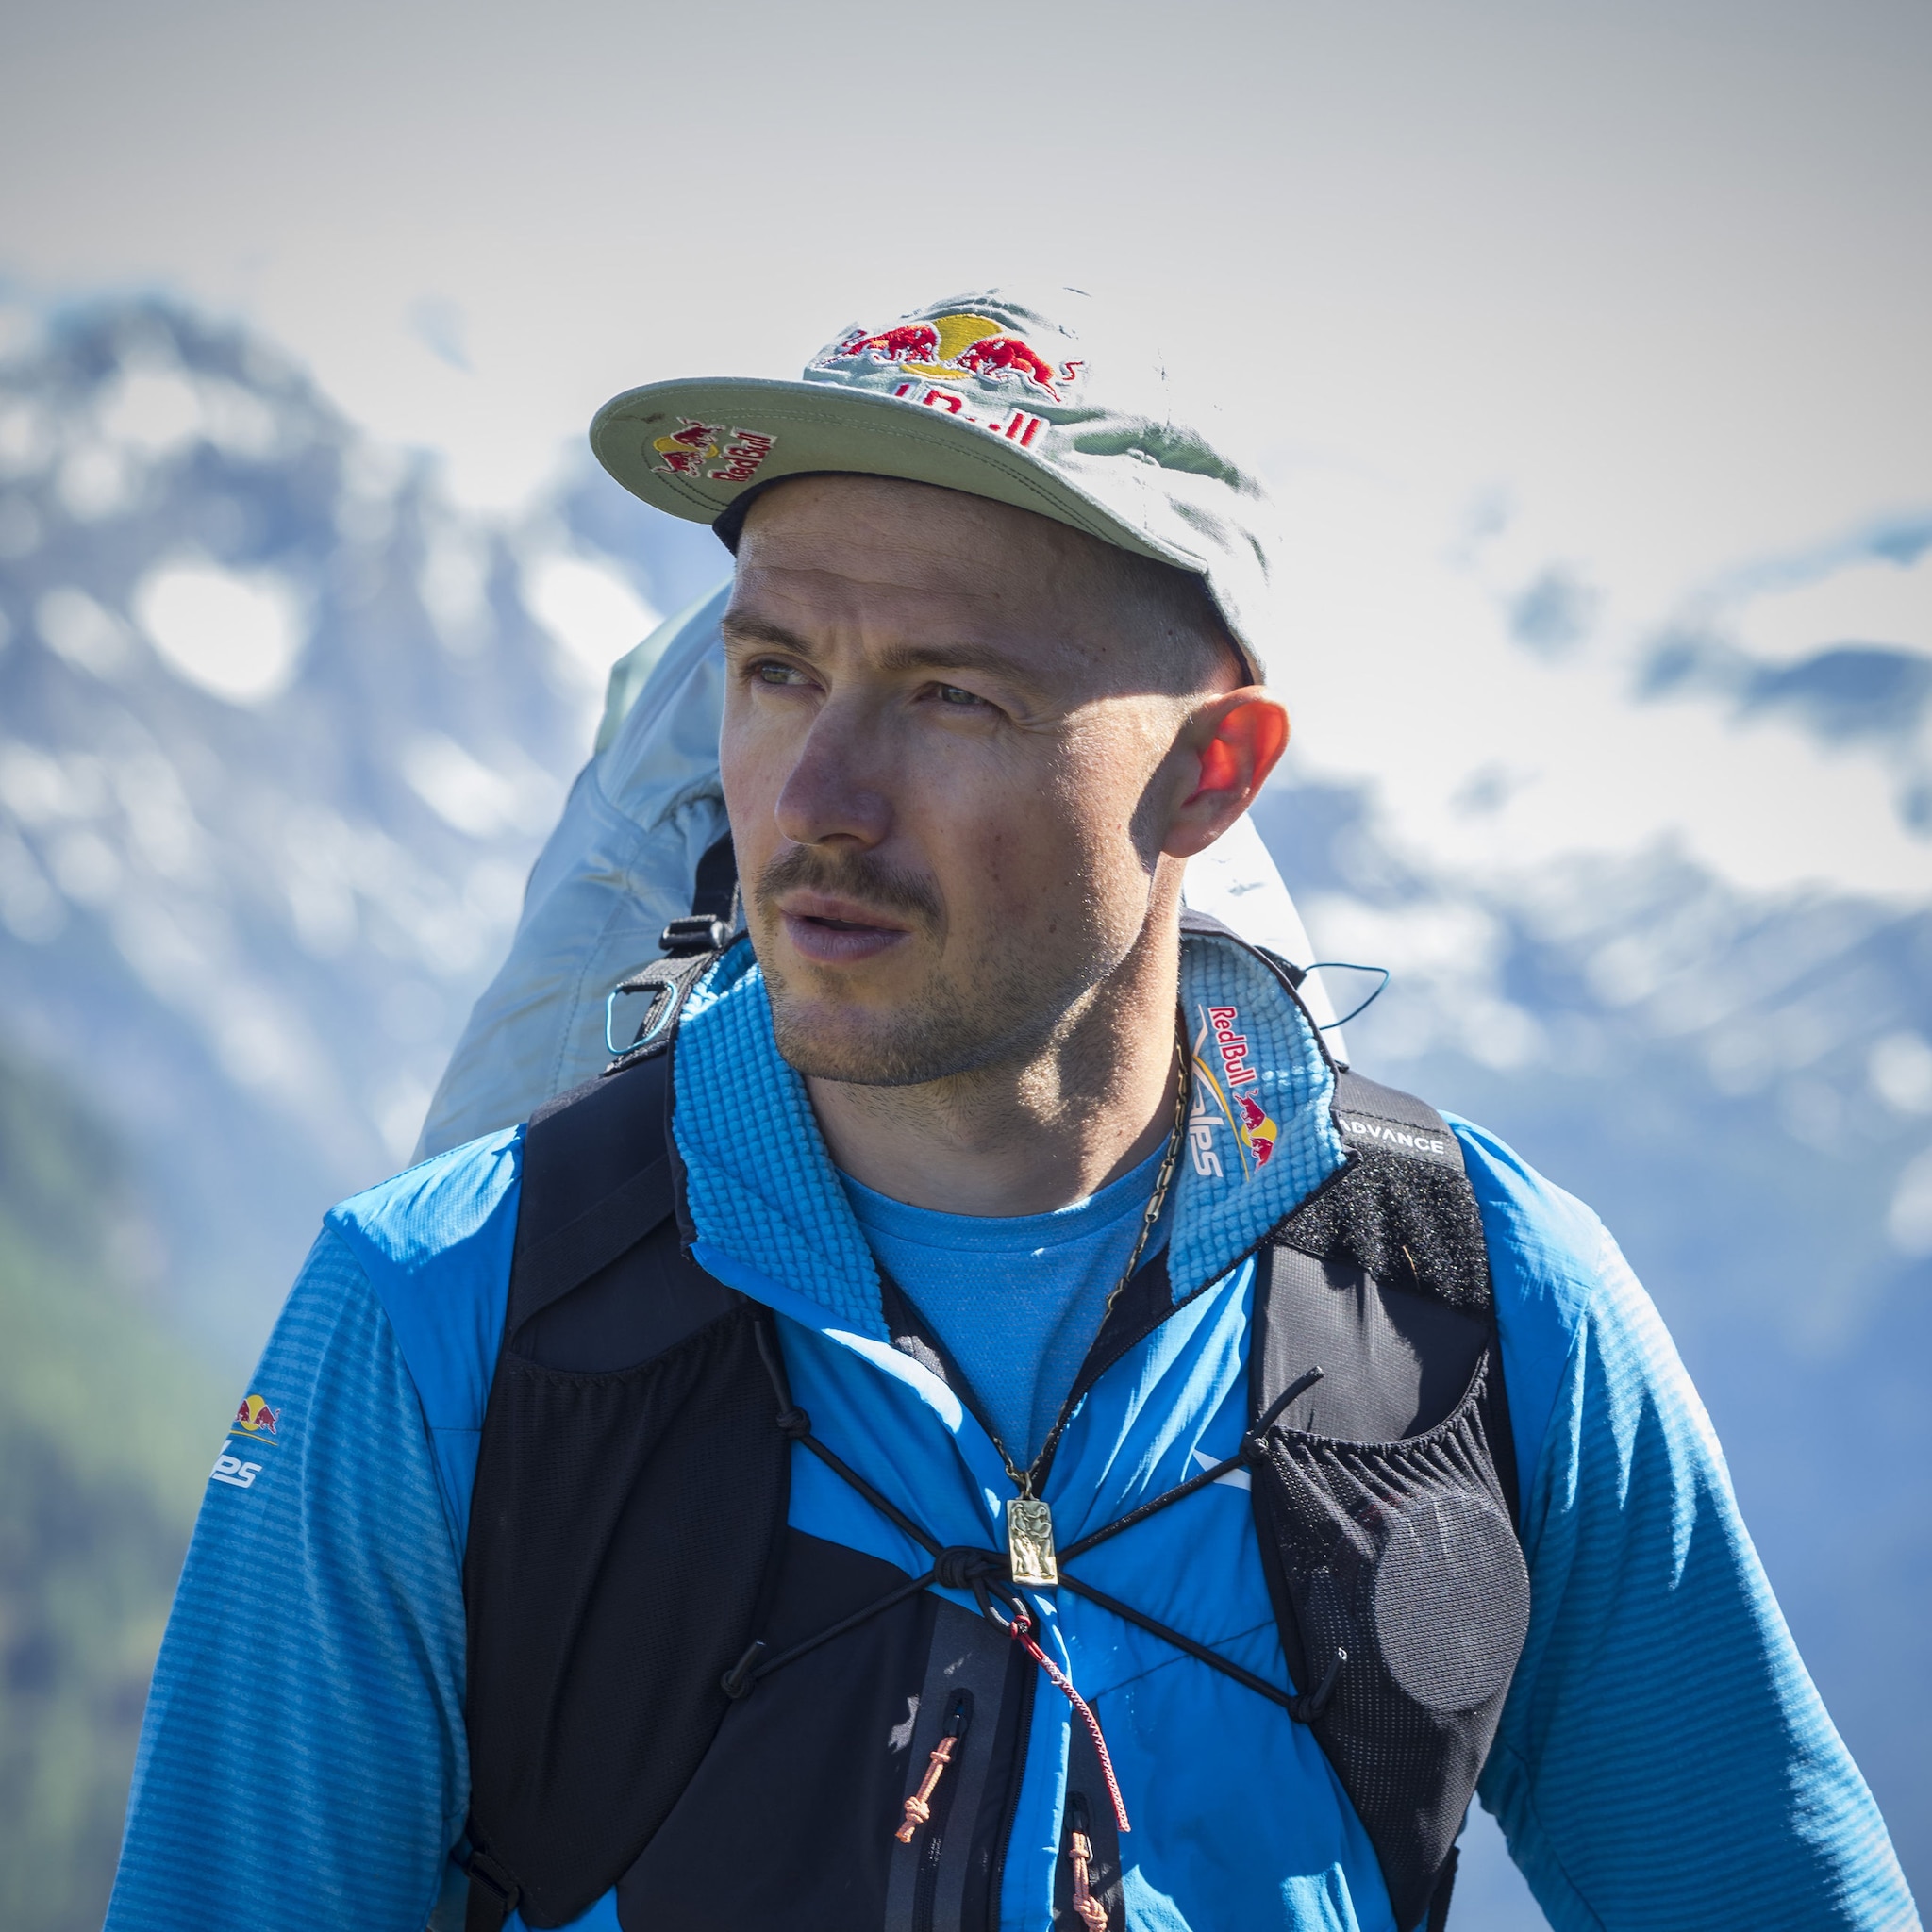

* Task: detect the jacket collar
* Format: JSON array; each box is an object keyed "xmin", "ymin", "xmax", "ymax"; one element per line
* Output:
[{"xmin": 671, "ymin": 923, "xmax": 1344, "ymax": 1342}]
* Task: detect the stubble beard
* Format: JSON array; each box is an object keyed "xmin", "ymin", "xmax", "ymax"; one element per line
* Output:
[{"xmin": 756, "ymin": 848, "xmax": 1129, "ymax": 1091}]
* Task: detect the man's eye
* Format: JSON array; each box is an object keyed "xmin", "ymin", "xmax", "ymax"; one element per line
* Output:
[
  {"xmin": 934, "ymin": 684, "xmax": 987, "ymax": 708},
  {"xmin": 754, "ymin": 661, "xmax": 808, "ymax": 687}
]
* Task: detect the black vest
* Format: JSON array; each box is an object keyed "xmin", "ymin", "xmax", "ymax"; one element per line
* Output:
[{"xmin": 458, "ymin": 927, "xmax": 1528, "ymax": 1932}]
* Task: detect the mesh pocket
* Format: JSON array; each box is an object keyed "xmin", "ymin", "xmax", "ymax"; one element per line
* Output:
[{"xmin": 1251, "ymin": 1355, "xmax": 1529, "ymax": 1931}]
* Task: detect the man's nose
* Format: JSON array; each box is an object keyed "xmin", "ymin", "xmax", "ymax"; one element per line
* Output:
[{"xmin": 773, "ymin": 700, "xmax": 892, "ymax": 850}]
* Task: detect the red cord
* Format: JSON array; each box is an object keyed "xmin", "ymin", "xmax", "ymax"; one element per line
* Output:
[{"xmin": 1007, "ymin": 1611, "xmax": 1131, "ymax": 1834}]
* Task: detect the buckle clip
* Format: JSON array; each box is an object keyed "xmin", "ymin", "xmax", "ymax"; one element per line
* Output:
[{"xmin": 659, "ymin": 915, "xmax": 734, "ymax": 957}]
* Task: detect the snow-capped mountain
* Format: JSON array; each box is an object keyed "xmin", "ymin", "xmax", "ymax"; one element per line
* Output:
[{"xmin": 0, "ymin": 297, "xmax": 723, "ymax": 1348}]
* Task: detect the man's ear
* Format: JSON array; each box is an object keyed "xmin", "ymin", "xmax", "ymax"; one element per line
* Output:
[{"xmin": 1161, "ymin": 690, "xmax": 1291, "ymax": 859}]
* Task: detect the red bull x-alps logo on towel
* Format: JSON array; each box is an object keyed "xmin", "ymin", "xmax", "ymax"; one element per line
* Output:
[
  {"xmin": 652, "ymin": 419, "xmax": 777, "ymax": 485},
  {"xmin": 818, "ymin": 311, "xmax": 1084, "ymax": 451},
  {"xmin": 1188, "ymin": 1004, "xmax": 1278, "ymax": 1180}
]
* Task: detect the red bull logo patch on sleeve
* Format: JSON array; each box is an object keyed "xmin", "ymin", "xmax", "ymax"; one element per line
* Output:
[
  {"xmin": 212, "ymin": 1392, "xmax": 280, "ymax": 1490},
  {"xmin": 1190, "ymin": 1005, "xmax": 1278, "ymax": 1178},
  {"xmin": 233, "ymin": 1393, "xmax": 279, "ymax": 1439}
]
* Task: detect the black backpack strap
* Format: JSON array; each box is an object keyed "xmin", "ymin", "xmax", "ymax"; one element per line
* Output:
[
  {"xmin": 1273, "ymin": 1069, "xmax": 1492, "ymax": 1316},
  {"xmin": 510, "ymin": 1095, "xmax": 675, "ymax": 1330},
  {"xmin": 464, "ymin": 846, "xmax": 758, "ymax": 1927},
  {"xmin": 459, "ymin": 1845, "xmax": 520, "ymax": 1932},
  {"xmin": 1249, "ymin": 1070, "xmax": 1526, "ymax": 1931},
  {"xmin": 1322, "ymin": 1070, "xmax": 1520, "ymax": 1524},
  {"xmin": 1330, "ymin": 1069, "xmax": 1467, "ymax": 1173},
  {"xmin": 688, "ymin": 829, "xmax": 738, "ymax": 924}
]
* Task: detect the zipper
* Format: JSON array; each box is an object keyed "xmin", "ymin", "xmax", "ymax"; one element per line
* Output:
[
  {"xmin": 983, "ymin": 1660, "xmax": 1036, "ymax": 1929},
  {"xmin": 908, "ymin": 936, "xmax": 1344, "ymax": 1514},
  {"xmin": 1063, "ymin": 1792, "xmax": 1108, "ymax": 1932},
  {"xmin": 908, "ymin": 1691, "xmax": 972, "ymax": 1932}
]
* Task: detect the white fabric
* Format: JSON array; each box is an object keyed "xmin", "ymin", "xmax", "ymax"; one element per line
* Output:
[{"xmin": 417, "ymin": 586, "xmax": 1343, "ymax": 1159}]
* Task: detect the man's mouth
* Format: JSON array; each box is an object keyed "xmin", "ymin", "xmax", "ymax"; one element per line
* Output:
[{"xmin": 776, "ymin": 891, "xmax": 913, "ymax": 967}]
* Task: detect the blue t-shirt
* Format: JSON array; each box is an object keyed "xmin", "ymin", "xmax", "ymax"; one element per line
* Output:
[{"xmin": 840, "ymin": 1144, "xmax": 1166, "ymax": 1467}]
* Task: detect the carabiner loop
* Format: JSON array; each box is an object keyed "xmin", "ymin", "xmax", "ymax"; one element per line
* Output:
[{"xmin": 605, "ymin": 979, "xmax": 677, "ymax": 1058}]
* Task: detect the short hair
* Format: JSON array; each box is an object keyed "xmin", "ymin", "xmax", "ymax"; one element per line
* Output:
[
  {"xmin": 1090, "ymin": 541, "xmax": 1249, "ymax": 696},
  {"xmin": 722, "ymin": 472, "xmax": 1250, "ymax": 695}
]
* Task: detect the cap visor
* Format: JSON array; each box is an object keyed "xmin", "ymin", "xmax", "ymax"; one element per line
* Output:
[{"xmin": 590, "ymin": 375, "xmax": 1178, "ymax": 568}]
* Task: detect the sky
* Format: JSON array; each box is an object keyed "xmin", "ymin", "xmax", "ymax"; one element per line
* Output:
[{"xmin": 1, "ymin": 0, "xmax": 1927, "ymax": 898}]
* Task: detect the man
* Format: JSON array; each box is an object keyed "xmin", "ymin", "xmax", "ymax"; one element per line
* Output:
[
  {"xmin": 107, "ymin": 289, "xmax": 1915, "ymax": 1932},
  {"xmin": 408, "ymin": 583, "xmax": 1348, "ymax": 1160}
]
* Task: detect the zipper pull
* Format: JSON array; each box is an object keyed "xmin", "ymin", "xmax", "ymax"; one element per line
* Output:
[
  {"xmin": 894, "ymin": 1696, "xmax": 969, "ymax": 1844},
  {"xmin": 1067, "ymin": 1794, "xmax": 1108, "ymax": 1931}
]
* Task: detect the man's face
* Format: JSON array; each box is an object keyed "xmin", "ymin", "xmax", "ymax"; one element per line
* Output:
[{"xmin": 720, "ymin": 475, "xmax": 1236, "ymax": 1087}]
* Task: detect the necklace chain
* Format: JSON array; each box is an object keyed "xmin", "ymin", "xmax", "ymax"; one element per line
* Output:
[{"xmin": 991, "ymin": 1014, "xmax": 1191, "ymax": 1500}]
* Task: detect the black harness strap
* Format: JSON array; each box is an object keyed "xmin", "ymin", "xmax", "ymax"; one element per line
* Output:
[
  {"xmin": 689, "ymin": 831, "xmax": 738, "ymax": 924},
  {"xmin": 509, "ymin": 1155, "xmax": 675, "ymax": 1321}
]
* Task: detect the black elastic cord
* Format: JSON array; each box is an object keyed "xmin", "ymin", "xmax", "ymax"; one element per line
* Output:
[
  {"xmin": 1056, "ymin": 1572, "xmax": 1291, "ymax": 1710},
  {"xmin": 795, "ymin": 1431, "xmax": 944, "ymax": 1558},
  {"xmin": 754, "ymin": 1314, "xmax": 796, "ymax": 1409},
  {"xmin": 1057, "ymin": 1369, "xmax": 1323, "ymax": 1565},
  {"xmin": 748, "ymin": 1314, "xmax": 1343, "ymax": 1723},
  {"xmin": 1305, "ymin": 961, "xmax": 1391, "ymax": 1030},
  {"xmin": 756, "ymin": 1316, "xmax": 945, "ymax": 1557},
  {"xmin": 723, "ymin": 1569, "xmax": 938, "ymax": 1695},
  {"xmin": 1058, "ymin": 1453, "xmax": 1246, "ymax": 1562},
  {"xmin": 1256, "ymin": 1365, "xmax": 1325, "ymax": 1434},
  {"xmin": 1061, "ymin": 1573, "xmax": 1344, "ymax": 1724}
]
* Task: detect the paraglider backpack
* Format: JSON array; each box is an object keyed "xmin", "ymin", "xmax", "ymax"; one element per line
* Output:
[{"xmin": 458, "ymin": 869, "xmax": 1529, "ymax": 1932}]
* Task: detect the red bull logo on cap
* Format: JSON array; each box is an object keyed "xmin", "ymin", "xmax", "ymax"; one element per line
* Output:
[
  {"xmin": 653, "ymin": 419, "xmax": 778, "ymax": 486},
  {"xmin": 233, "ymin": 1393, "xmax": 279, "ymax": 1439},
  {"xmin": 824, "ymin": 312, "xmax": 1082, "ymax": 403},
  {"xmin": 653, "ymin": 418, "xmax": 721, "ymax": 476}
]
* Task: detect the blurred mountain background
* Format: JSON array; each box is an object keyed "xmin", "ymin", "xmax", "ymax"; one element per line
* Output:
[{"xmin": 0, "ymin": 293, "xmax": 1926, "ymax": 1928}]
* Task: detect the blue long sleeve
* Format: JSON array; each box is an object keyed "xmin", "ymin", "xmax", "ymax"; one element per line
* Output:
[
  {"xmin": 105, "ymin": 1229, "xmax": 469, "ymax": 1932},
  {"xmin": 1462, "ymin": 1124, "xmax": 1916, "ymax": 1929}
]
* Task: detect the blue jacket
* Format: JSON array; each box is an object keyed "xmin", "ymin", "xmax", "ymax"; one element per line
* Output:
[{"xmin": 106, "ymin": 930, "xmax": 1916, "ymax": 1931}]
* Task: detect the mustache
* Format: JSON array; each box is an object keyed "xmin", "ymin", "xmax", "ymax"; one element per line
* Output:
[{"xmin": 756, "ymin": 845, "xmax": 943, "ymax": 932}]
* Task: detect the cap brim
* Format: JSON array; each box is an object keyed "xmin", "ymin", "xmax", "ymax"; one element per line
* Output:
[{"xmin": 590, "ymin": 375, "xmax": 1181, "ymax": 570}]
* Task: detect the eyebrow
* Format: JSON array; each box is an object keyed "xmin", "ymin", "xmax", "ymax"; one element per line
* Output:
[{"xmin": 721, "ymin": 612, "xmax": 1056, "ymax": 705}]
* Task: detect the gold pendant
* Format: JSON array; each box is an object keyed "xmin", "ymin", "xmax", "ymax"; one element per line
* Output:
[{"xmin": 1006, "ymin": 1496, "xmax": 1058, "ymax": 1587}]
